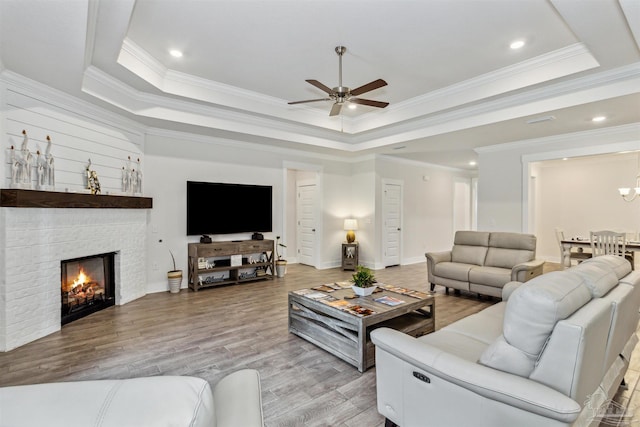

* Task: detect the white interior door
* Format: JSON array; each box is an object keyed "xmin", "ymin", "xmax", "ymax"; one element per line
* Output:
[
  {"xmin": 296, "ymin": 180, "xmax": 316, "ymax": 266},
  {"xmin": 383, "ymin": 181, "xmax": 402, "ymax": 267}
]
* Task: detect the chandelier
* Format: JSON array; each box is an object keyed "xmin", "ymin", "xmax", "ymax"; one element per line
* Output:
[{"xmin": 619, "ymin": 166, "xmax": 640, "ymax": 202}]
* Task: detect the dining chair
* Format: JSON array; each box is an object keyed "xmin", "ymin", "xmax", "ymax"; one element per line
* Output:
[
  {"xmin": 590, "ymin": 230, "xmax": 627, "ymax": 257},
  {"xmin": 555, "ymin": 228, "xmax": 591, "ymax": 267}
]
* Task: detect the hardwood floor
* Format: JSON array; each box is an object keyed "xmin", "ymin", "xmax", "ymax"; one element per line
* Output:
[
  {"xmin": 0, "ymin": 262, "xmax": 492, "ymax": 426},
  {"xmin": 1, "ymin": 262, "xmax": 637, "ymax": 426}
]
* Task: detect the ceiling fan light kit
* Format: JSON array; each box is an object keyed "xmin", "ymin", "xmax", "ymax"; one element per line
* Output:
[{"xmin": 288, "ymin": 46, "xmax": 389, "ymax": 116}]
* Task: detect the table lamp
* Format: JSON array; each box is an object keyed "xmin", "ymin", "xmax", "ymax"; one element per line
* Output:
[{"xmin": 344, "ymin": 219, "xmax": 358, "ymax": 243}]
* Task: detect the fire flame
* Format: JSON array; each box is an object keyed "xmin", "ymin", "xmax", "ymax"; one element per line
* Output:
[
  {"xmin": 62, "ymin": 269, "xmax": 92, "ymax": 293},
  {"xmin": 73, "ymin": 270, "xmax": 88, "ymax": 287}
]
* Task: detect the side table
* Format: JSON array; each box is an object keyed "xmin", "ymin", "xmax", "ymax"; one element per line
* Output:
[{"xmin": 342, "ymin": 243, "xmax": 359, "ymax": 270}]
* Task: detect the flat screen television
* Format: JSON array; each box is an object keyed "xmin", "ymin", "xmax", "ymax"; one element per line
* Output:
[{"xmin": 187, "ymin": 181, "xmax": 273, "ymax": 236}]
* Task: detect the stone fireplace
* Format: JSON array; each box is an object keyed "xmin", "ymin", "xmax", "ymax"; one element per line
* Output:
[{"xmin": 0, "ymin": 190, "xmax": 152, "ymax": 351}]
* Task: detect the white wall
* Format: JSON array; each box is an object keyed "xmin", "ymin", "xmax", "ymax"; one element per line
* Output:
[
  {"xmin": 374, "ymin": 156, "xmax": 475, "ymax": 267},
  {"xmin": 143, "ymin": 130, "xmax": 356, "ymax": 291},
  {"xmin": 534, "ymin": 153, "xmax": 640, "ymax": 262},
  {"xmin": 1, "ymin": 75, "xmax": 144, "ymax": 192},
  {"xmin": 2, "ymin": 71, "xmax": 480, "ymax": 301},
  {"xmin": 477, "ymin": 125, "xmax": 640, "ymax": 233},
  {"xmin": 144, "ymin": 144, "xmax": 283, "ymax": 293},
  {"xmin": 350, "ymin": 158, "xmax": 376, "ymax": 266},
  {"xmin": 320, "ymin": 167, "xmax": 353, "ymax": 268}
]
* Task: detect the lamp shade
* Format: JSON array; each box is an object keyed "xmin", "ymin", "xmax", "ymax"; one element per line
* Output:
[{"xmin": 343, "ymin": 219, "xmax": 358, "ymax": 231}]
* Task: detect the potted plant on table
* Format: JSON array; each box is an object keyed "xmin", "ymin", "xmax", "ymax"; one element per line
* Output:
[
  {"xmin": 275, "ymin": 236, "xmax": 287, "ymax": 278},
  {"xmin": 351, "ymin": 265, "xmax": 377, "ymax": 296},
  {"xmin": 167, "ymin": 250, "xmax": 183, "ymax": 293}
]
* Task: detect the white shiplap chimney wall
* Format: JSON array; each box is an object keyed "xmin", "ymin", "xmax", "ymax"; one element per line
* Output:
[{"xmin": 0, "ymin": 75, "xmax": 149, "ymax": 351}]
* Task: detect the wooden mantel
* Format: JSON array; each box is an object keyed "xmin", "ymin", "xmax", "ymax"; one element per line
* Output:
[{"xmin": 0, "ymin": 189, "xmax": 152, "ymax": 209}]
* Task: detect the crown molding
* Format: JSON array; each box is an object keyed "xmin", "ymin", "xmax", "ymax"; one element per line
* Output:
[
  {"xmin": 83, "ymin": 0, "xmax": 100, "ymax": 70},
  {"xmin": 349, "ymin": 63, "xmax": 640, "ymax": 151},
  {"xmin": 118, "ymin": 37, "xmax": 349, "ymax": 132},
  {"xmin": 144, "ymin": 127, "xmax": 352, "ymax": 163},
  {"xmin": 476, "ymin": 122, "xmax": 640, "ymax": 154},
  {"xmin": 1, "ymin": 70, "xmax": 146, "ymax": 136},
  {"xmin": 118, "ymin": 37, "xmax": 167, "ymax": 89},
  {"xmin": 82, "ymin": 65, "xmax": 356, "ymax": 151},
  {"xmin": 376, "ymin": 154, "xmax": 472, "ymax": 173},
  {"xmin": 116, "ymin": 39, "xmax": 599, "ymax": 135},
  {"xmin": 349, "ymin": 43, "xmax": 599, "ymax": 132},
  {"xmin": 620, "ymin": 0, "xmax": 640, "ymax": 49},
  {"xmin": 81, "ymin": 56, "xmax": 640, "ymax": 155}
]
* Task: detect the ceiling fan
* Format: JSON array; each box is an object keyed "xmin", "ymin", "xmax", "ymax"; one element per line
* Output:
[{"xmin": 288, "ymin": 46, "xmax": 389, "ymax": 116}]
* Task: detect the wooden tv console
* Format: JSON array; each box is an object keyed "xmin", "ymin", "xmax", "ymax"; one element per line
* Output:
[{"xmin": 187, "ymin": 240, "xmax": 275, "ymax": 291}]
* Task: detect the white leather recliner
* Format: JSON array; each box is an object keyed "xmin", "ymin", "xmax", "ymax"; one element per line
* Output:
[{"xmin": 0, "ymin": 369, "xmax": 263, "ymax": 427}]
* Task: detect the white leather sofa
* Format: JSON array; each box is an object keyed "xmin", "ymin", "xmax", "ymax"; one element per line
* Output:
[
  {"xmin": 372, "ymin": 255, "xmax": 640, "ymax": 427},
  {"xmin": 426, "ymin": 230, "xmax": 545, "ymax": 297},
  {"xmin": 0, "ymin": 370, "xmax": 263, "ymax": 427}
]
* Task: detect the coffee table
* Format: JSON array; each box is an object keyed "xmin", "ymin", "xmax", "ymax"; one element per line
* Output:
[{"xmin": 288, "ymin": 283, "xmax": 436, "ymax": 372}]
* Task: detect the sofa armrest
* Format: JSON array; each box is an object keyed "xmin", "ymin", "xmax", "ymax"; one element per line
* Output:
[
  {"xmin": 425, "ymin": 251, "xmax": 452, "ymax": 283},
  {"xmin": 214, "ymin": 369, "xmax": 264, "ymax": 427},
  {"xmin": 371, "ymin": 328, "xmax": 580, "ymax": 423},
  {"xmin": 502, "ymin": 281, "xmax": 522, "ymax": 301},
  {"xmin": 0, "ymin": 376, "xmax": 218, "ymax": 427},
  {"xmin": 511, "ymin": 259, "xmax": 545, "ymax": 282}
]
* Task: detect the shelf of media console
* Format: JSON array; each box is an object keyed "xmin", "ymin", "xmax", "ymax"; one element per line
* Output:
[{"xmin": 187, "ymin": 240, "xmax": 275, "ymax": 292}]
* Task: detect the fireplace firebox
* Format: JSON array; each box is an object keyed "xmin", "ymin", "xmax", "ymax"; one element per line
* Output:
[{"xmin": 61, "ymin": 252, "xmax": 115, "ymax": 325}]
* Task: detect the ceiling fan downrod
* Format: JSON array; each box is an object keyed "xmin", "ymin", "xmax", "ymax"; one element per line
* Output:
[{"xmin": 335, "ymin": 46, "xmax": 347, "ymax": 103}]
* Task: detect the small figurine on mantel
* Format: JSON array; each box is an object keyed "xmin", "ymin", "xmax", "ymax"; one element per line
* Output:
[
  {"xmin": 10, "ymin": 130, "xmax": 34, "ymax": 189},
  {"xmin": 10, "ymin": 147, "xmax": 19, "ymax": 186},
  {"xmin": 45, "ymin": 135, "xmax": 55, "ymax": 187},
  {"xmin": 36, "ymin": 150, "xmax": 45, "ymax": 188},
  {"xmin": 35, "ymin": 136, "xmax": 55, "ymax": 190},
  {"xmin": 135, "ymin": 158, "xmax": 143, "ymax": 195},
  {"xmin": 121, "ymin": 155, "xmax": 143, "ymax": 195},
  {"xmin": 86, "ymin": 158, "xmax": 101, "ymax": 195}
]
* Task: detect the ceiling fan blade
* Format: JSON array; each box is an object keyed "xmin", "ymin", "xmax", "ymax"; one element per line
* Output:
[
  {"xmin": 350, "ymin": 98, "xmax": 389, "ymax": 108},
  {"xmin": 329, "ymin": 103, "xmax": 343, "ymax": 116},
  {"xmin": 350, "ymin": 79, "xmax": 387, "ymax": 96},
  {"xmin": 306, "ymin": 79, "xmax": 334, "ymax": 95},
  {"xmin": 288, "ymin": 98, "xmax": 331, "ymax": 105}
]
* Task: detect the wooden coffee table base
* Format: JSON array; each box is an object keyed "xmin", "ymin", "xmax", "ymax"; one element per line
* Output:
[{"xmin": 288, "ymin": 289, "xmax": 436, "ymax": 372}]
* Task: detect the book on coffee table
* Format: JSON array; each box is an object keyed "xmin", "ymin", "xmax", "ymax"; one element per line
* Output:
[{"xmin": 374, "ymin": 295, "xmax": 405, "ymax": 306}]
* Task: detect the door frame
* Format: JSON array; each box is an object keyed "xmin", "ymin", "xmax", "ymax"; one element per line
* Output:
[
  {"xmin": 296, "ymin": 178, "xmax": 317, "ymax": 267},
  {"xmin": 381, "ymin": 178, "xmax": 403, "ymax": 267},
  {"xmin": 283, "ymin": 161, "xmax": 323, "ymax": 268}
]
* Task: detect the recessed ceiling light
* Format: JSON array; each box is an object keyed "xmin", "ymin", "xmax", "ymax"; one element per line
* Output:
[
  {"xmin": 562, "ymin": 157, "xmax": 568, "ymax": 161},
  {"xmin": 469, "ymin": 161, "xmax": 477, "ymax": 166},
  {"xmin": 592, "ymin": 116, "xmax": 606, "ymax": 122},
  {"xmin": 348, "ymin": 104, "xmax": 357, "ymax": 110},
  {"xmin": 510, "ymin": 40, "xmax": 525, "ymax": 50},
  {"xmin": 169, "ymin": 49, "xmax": 183, "ymax": 58}
]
